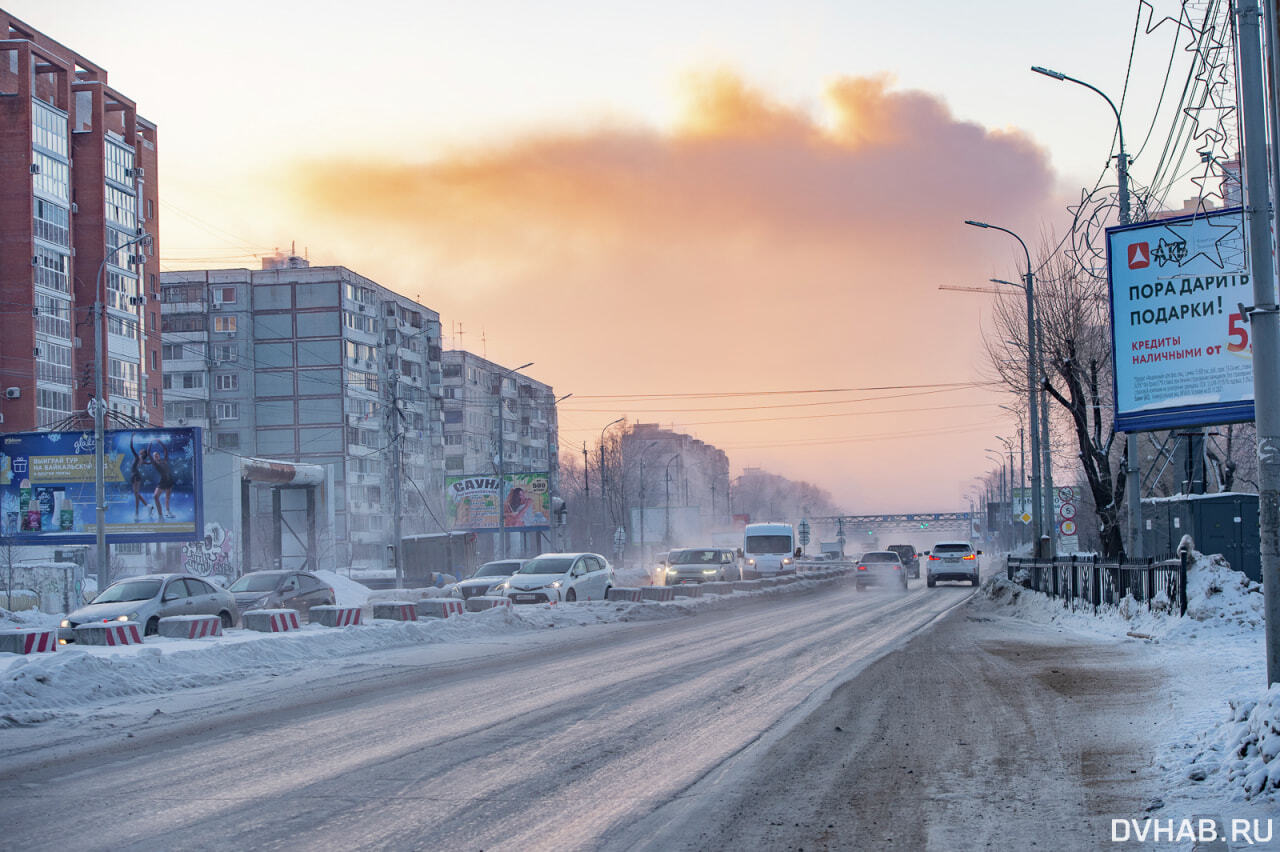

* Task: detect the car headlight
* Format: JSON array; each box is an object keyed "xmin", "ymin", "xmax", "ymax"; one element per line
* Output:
[
  {"xmin": 667, "ymin": 567, "xmax": 680, "ymax": 574},
  {"xmin": 492, "ymin": 582, "xmax": 509, "ymax": 592},
  {"xmin": 60, "ymin": 619, "xmax": 70, "ymax": 628},
  {"xmin": 782, "ymin": 557, "xmax": 793, "ymax": 565},
  {"xmin": 549, "ymin": 580, "xmax": 562, "ymax": 588},
  {"xmin": 116, "ymin": 615, "xmax": 131, "ymax": 622},
  {"xmin": 747, "ymin": 559, "xmax": 755, "ymax": 565},
  {"xmin": 702, "ymin": 569, "xmax": 717, "ymax": 575}
]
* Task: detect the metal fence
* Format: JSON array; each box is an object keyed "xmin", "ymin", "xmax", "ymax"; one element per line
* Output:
[{"xmin": 1005, "ymin": 553, "xmax": 1188, "ymax": 616}]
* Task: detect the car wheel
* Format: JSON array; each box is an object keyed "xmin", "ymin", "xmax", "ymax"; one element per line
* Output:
[
  {"xmin": 566, "ymin": 588, "xmax": 577, "ymax": 603},
  {"xmin": 926, "ymin": 577, "xmax": 936, "ymax": 588},
  {"xmin": 219, "ymin": 611, "xmax": 233, "ymax": 629},
  {"xmin": 145, "ymin": 616, "xmax": 159, "ymax": 636},
  {"xmin": 602, "ymin": 585, "xmax": 612, "ymax": 600}
]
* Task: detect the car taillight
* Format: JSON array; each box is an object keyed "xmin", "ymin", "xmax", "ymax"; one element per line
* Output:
[
  {"xmin": 857, "ymin": 565, "xmax": 867, "ymax": 571},
  {"xmin": 893, "ymin": 565, "xmax": 901, "ymax": 570},
  {"xmin": 929, "ymin": 555, "xmax": 940, "ymax": 560},
  {"xmin": 962, "ymin": 554, "xmax": 976, "ymax": 560}
]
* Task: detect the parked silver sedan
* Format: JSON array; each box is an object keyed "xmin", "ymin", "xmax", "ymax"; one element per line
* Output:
[{"xmin": 59, "ymin": 574, "xmax": 239, "ymax": 640}]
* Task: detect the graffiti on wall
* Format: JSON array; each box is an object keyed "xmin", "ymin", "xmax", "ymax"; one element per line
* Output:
[{"xmin": 182, "ymin": 522, "xmax": 233, "ymax": 578}]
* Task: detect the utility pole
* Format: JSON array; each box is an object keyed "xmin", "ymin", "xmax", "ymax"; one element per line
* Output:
[
  {"xmin": 965, "ymin": 220, "xmax": 1042, "ymax": 554},
  {"xmin": 1237, "ymin": 0, "xmax": 1280, "ymax": 684},
  {"xmin": 582, "ymin": 443, "xmax": 590, "ymax": 550},
  {"xmin": 1032, "ymin": 65, "xmax": 1140, "ymax": 558},
  {"xmin": 597, "ymin": 418, "xmax": 623, "ymax": 552},
  {"xmin": 495, "ymin": 361, "xmax": 534, "ymax": 560},
  {"xmin": 1038, "ymin": 317, "xmax": 1056, "ymax": 557},
  {"xmin": 94, "ymin": 231, "xmax": 150, "ymax": 588}
]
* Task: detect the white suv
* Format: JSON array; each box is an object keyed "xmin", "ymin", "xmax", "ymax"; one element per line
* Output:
[
  {"xmin": 493, "ymin": 552, "xmax": 614, "ymax": 604},
  {"xmin": 925, "ymin": 542, "xmax": 981, "ymax": 587}
]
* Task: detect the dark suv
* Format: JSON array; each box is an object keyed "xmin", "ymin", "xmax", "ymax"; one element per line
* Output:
[{"xmin": 886, "ymin": 544, "xmax": 920, "ymax": 579}]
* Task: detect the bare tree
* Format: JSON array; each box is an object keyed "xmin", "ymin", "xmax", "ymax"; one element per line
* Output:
[{"xmin": 983, "ymin": 238, "xmax": 1128, "ymax": 558}]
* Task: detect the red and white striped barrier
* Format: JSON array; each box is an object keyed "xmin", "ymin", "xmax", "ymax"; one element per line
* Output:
[
  {"xmin": 158, "ymin": 615, "xmax": 223, "ymax": 639},
  {"xmin": 73, "ymin": 621, "xmax": 143, "ymax": 646},
  {"xmin": 0, "ymin": 628, "xmax": 57, "ymax": 654},
  {"xmin": 372, "ymin": 601, "xmax": 417, "ymax": 622},
  {"xmin": 465, "ymin": 596, "xmax": 512, "ymax": 612},
  {"xmin": 606, "ymin": 588, "xmax": 644, "ymax": 602},
  {"xmin": 670, "ymin": 584, "xmax": 704, "ymax": 598},
  {"xmin": 417, "ymin": 598, "xmax": 466, "ymax": 619},
  {"xmin": 242, "ymin": 609, "xmax": 301, "ymax": 633},
  {"xmin": 309, "ymin": 605, "xmax": 363, "ymax": 627},
  {"xmin": 640, "ymin": 587, "xmax": 675, "ymax": 602}
]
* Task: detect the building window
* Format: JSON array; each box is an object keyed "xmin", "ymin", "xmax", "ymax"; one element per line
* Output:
[
  {"xmin": 214, "ymin": 374, "xmax": 238, "ymax": 392},
  {"xmin": 216, "ymin": 432, "xmax": 240, "ymax": 449},
  {"xmin": 107, "ymin": 359, "xmax": 139, "ymax": 399},
  {"xmin": 35, "ymin": 341, "xmax": 72, "ymax": 386},
  {"xmin": 213, "ymin": 315, "xmax": 237, "ymax": 333},
  {"xmin": 32, "ymin": 151, "xmax": 69, "ymax": 203},
  {"xmin": 215, "ymin": 402, "xmax": 239, "ymax": 420},
  {"xmin": 35, "ymin": 387, "xmax": 72, "ymax": 428},
  {"xmin": 212, "ymin": 343, "xmax": 237, "ymax": 363},
  {"xmin": 34, "ymin": 293, "xmax": 71, "ymax": 339},
  {"xmin": 217, "ymin": 286, "xmax": 236, "ymax": 304},
  {"xmin": 150, "ymin": 388, "xmax": 159, "ymax": 408},
  {"xmin": 31, "ymin": 99, "xmax": 69, "ymax": 159},
  {"xmin": 33, "ymin": 245, "xmax": 69, "ymax": 293},
  {"xmin": 33, "ymin": 198, "xmax": 69, "ymax": 247}
]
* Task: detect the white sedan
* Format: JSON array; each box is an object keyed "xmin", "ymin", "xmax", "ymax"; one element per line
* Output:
[{"xmin": 493, "ymin": 552, "xmax": 614, "ymax": 604}]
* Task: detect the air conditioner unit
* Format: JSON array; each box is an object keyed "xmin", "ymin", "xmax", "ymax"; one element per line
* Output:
[
  {"xmin": 134, "ymin": 167, "xmax": 144, "ymax": 178},
  {"xmin": 210, "ymin": 302, "xmax": 222, "ymax": 310},
  {"xmin": 128, "ymin": 255, "xmax": 143, "ymax": 266},
  {"xmin": 29, "ymin": 163, "xmax": 39, "ymax": 175},
  {"xmin": 4, "ymin": 388, "xmax": 20, "ymax": 400},
  {"xmin": 70, "ymin": 202, "xmax": 78, "ymax": 214},
  {"xmin": 30, "ymin": 256, "xmax": 38, "ymax": 267}
]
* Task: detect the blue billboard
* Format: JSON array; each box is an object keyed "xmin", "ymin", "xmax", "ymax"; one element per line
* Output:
[
  {"xmin": 0, "ymin": 427, "xmax": 203, "ymax": 544},
  {"xmin": 1107, "ymin": 208, "xmax": 1253, "ymax": 431}
]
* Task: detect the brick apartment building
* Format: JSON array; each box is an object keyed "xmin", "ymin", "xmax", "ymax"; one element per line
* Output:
[{"xmin": 0, "ymin": 9, "xmax": 160, "ymax": 431}]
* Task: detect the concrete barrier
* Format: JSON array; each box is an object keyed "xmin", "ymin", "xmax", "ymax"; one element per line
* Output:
[
  {"xmin": 640, "ymin": 587, "xmax": 675, "ymax": 602},
  {"xmin": 606, "ymin": 587, "xmax": 644, "ymax": 602},
  {"xmin": 732, "ymin": 579, "xmax": 763, "ymax": 592},
  {"xmin": 465, "ymin": 596, "xmax": 511, "ymax": 612},
  {"xmin": 700, "ymin": 581, "xmax": 733, "ymax": 595},
  {"xmin": 242, "ymin": 609, "xmax": 301, "ymax": 633},
  {"xmin": 309, "ymin": 605, "xmax": 363, "ymax": 627},
  {"xmin": 774, "ymin": 574, "xmax": 797, "ymax": 585},
  {"xmin": 158, "ymin": 615, "xmax": 222, "ymax": 639},
  {"xmin": 372, "ymin": 601, "xmax": 417, "ymax": 622},
  {"xmin": 0, "ymin": 627, "xmax": 57, "ymax": 654},
  {"xmin": 368, "ymin": 588, "xmax": 441, "ymax": 603},
  {"xmin": 670, "ymin": 584, "xmax": 704, "ymax": 598},
  {"xmin": 416, "ymin": 598, "xmax": 466, "ymax": 618},
  {"xmin": 73, "ymin": 621, "xmax": 143, "ymax": 646}
]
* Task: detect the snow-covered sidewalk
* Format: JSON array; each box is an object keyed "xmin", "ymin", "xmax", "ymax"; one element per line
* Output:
[{"xmin": 980, "ymin": 552, "xmax": 1280, "ymax": 845}]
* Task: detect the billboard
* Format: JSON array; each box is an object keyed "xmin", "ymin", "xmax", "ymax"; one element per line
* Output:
[
  {"xmin": 0, "ymin": 427, "xmax": 204, "ymax": 543},
  {"xmin": 446, "ymin": 472, "xmax": 551, "ymax": 532},
  {"xmin": 1107, "ymin": 208, "xmax": 1253, "ymax": 431}
]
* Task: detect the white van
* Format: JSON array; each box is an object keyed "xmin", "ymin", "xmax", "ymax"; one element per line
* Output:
[{"xmin": 741, "ymin": 522, "xmax": 798, "ymax": 578}]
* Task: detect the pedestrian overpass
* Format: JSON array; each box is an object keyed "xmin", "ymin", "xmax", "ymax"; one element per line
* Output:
[{"xmin": 809, "ymin": 513, "xmax": 976, "ymax": 551}]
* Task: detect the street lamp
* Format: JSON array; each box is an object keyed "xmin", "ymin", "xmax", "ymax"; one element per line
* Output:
[
  {"xmin": 1032, "ymin": 63, "xmax": 1141, "ymax": 560},
  {"xmin": 636, "ymin": 441, "xmax": 659, "ymax": 562},
  {"xmin": 495, "ymin": 361, "xmax": 534, "ymax": 560},
  {"xmin": 594, "ymin": 417, "xmax": 624, "ymax": 550},
  {"xmin": 965, "ymin": 219, "xmax": 1043, "ymax": 554},
  {"xmin": 664, "ymin": 453, "xmax": 681, "ymax": 545},
  {"xmin": 94, "ymin": 231, "xmax": 151, "ymax": 587}
]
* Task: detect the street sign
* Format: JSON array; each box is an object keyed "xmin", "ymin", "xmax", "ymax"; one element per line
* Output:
[{"xmin": 797, "ymin": 520, "xmax": 811, "ymax": 546}]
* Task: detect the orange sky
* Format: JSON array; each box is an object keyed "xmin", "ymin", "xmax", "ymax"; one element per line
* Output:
[{"xmin": 277, "ymin": 72, "xmax": 1061, "ymax": 511}]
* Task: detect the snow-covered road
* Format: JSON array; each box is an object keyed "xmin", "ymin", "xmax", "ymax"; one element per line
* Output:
[{"xmin": 0, "ymin": 577, "xmax": 974, "ymax": 850}]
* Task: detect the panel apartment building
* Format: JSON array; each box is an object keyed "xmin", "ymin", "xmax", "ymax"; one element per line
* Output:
[
  {"xmin": 0, "ymin": 10, "xmax": 161, "ymax": 431},
  {"xmin": 160, "ymin": 256, "xmax": 445, "ymax": 570},
  {"xmin": 441, "ymin": 350, "xmax": 560, "ymax": 558}
]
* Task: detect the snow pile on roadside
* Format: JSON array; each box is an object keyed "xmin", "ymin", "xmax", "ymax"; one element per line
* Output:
[
  {"xmin": 313, "ymin": 570, "xmax": 372, "ymax": 608},
  {"xmin": 1176, "ymin": 685, "xmax": 1280, "ymax": 801},
  {"xmin": 981, "ymin": 551, "xmax": 1263, "ymax": 640},
  {"xmin": 1183, "ymin": 553, "xmax": 1265, "ymax": 628},
  {"xmin": 0, "ymin": 607, "xmax": 63, "ymax": 631}
]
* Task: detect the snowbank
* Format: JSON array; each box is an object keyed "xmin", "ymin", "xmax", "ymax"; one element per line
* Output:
[
  {"xmin": 0, "ymin": 571, "xmax": 848, "ymax": 726},
  {"xmin": 314, "ymin": 570, "xmax": 373, "ymax": 608}
]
